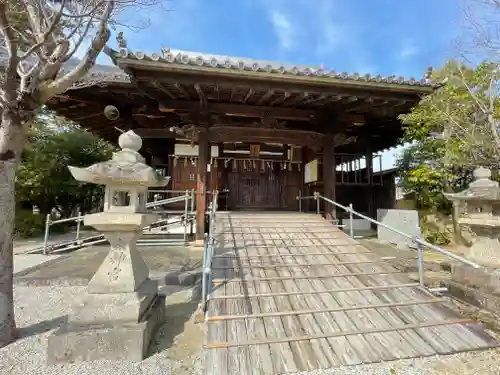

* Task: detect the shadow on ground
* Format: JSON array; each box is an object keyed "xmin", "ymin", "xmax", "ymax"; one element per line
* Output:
[
  {"xmin": 17, "ymin": 315, "xmax": 67, "ymax": 339},
  {"xmin": 148, "ymin": 298, "xmax": 202, "ymax": 359}
]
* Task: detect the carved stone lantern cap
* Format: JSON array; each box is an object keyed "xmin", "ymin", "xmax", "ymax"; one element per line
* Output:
[
  {"xmin": 67, "ymin": 130, "xmax": 170, "ymax": 187},
  {"xmin": 445, "ymin": 167, "xmax": 500, "ymax": 201}
]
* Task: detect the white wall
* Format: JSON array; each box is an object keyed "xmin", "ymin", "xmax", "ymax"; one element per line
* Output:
[{"xmin": 174, "ymin": 144, "xmax": 219, "ymax": 157}]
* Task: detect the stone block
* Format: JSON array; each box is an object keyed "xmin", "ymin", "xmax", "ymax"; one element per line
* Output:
[
  {"xmin": 69, "ymin": 279, "xmax": 158, "ymax": 324},
  {"xmin": 447, "ymin": 281, "xmax": 500, "ymax": 313},
  {"xmin": 450, "ymin": 263, "xmax": 500, "ymax": 313},
  {"xmin": 452, "ymin": 263, "xmax": 500, "ymax": 296},
  {"xmin": 47, "ymin": 295, "xmax": 165, "ymax": 364},
  {"xmin": 376, "ymin": 209, "xmax": 419, "ymax": 248}
]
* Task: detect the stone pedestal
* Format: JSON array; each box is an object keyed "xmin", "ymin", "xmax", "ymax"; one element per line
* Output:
[
  {"xmin": 47, "ymin": 294, "xmax": 165, "ymax": 363},
  {"xmin": 46, "ymin": 130, "xmax": 170, "ymax": 363},
  {"xmin": 47, "ymin": 214, "xmax": 164, "ymax": 364}
]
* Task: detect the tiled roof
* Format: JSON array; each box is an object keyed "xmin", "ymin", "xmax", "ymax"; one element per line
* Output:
[{"xmin": 109, "ymin": 40, "xmax": 435, "ymax": 88}]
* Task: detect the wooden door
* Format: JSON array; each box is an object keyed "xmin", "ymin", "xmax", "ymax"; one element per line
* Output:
[{"xmin": 228, "ymin": 171, "xmax": 283, "ymax": 209}]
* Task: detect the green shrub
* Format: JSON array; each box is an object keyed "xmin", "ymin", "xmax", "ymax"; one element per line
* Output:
[
  {"xmin": 425, "ymin": 231, "xmax": 451, "ymax": 246},
  {"xmin": 15, "ymin": 210, "xmax": 45, "ymax": 238}
]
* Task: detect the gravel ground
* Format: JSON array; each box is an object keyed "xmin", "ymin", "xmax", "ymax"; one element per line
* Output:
[
  {"xmin": 0, "ymin": 286, "xmax": 204, "ymax": 375},
  {"xmin": 3, "ymin": 286, "xmax": 500, "ymax": 375},
  {"xmin": 289, "ymin": 349, "xmax": 500, "ymax": 375}
]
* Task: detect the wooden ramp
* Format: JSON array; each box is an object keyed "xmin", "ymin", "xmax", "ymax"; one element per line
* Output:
[{"xmin": 204, "ymin": 212, "xmax": 499, "ymax": 375}]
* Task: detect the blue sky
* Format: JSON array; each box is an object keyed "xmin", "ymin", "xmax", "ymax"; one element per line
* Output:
[{"xmin": 98, "ymin": 0, "xmax": 468, "ymax": 170}]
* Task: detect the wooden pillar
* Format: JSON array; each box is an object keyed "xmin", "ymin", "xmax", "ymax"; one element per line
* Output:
[
  {"xmin": 323, "ymin": 135, "xmax": 336, "ymax": 220},
  {"xmin": 196, "ymin": 129, "xmax": 210, "ymax": 241},
  {"xmin": 302, "ymin": 147, "xmax": 315, "ymax": 212},
  {"xmin": 366, "ymin": 148, "xmax": 374, "ymax": 219}
]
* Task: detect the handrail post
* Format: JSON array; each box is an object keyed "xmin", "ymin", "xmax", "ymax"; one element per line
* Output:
[
  {"xmin": 201, "ymin": 233, "xmax": 209, "ymax": 310},
  {"xmin": 75, "ymin": 210, "xmax": 81, "ymax": 242},
  {"xmin": 183, "ymin": 190, "xmax": 189, "ymax": 243},
  {"xmin": 190, "ymin": 188, "xmax": 195, "ymax": 213},
  {"xmin": 43, "ymin": 213, "xmax": 51, "ymax": 255},
  {"xmin": 190, "ymin": 188, "xmax": 195, "ymax": 237},
  {"xmin": 416, "ymin": 225, "xmax": 425, "ymax": 288},
  {"xmin": 348, "ymin": 203, "xmax": 354, "ymax": 238},
  {"xmin": 315, "ymin": 192, "xmax": 320, "ymax": 215}
]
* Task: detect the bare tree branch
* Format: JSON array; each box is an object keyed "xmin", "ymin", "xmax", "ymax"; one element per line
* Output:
[
  {"xmin": 40, "ymin": 1, "xmax": 114, "ymax": 102},
  {"xmin": 0, "ymin": 2, "xmax": 19, "ymax": 105},
  {"xmin": 19, "ymin": 0, "xmax": 66, "ymax": 62}
]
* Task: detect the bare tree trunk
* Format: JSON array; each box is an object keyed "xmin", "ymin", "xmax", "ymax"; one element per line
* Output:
[{"xmin": 0, "ymin": 111, "xmax": 26, "ymax": 348}]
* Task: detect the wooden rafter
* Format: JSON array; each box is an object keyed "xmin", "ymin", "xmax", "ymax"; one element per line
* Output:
[
  {"xmin": 268, "ymin": 91, "xmax": 291, "ymax": 106},
  {"xmin": 215, "ymin": 84, "xmax": 220, "ymax": 101},
  {"xmin": 255, "ymin": 89, "xmax": 275, "ymax": 105},
  {"xmin": 174, "ymin": 82, "xmax": 191, "ymax": 99},
  {"xmin": 158, "ymin": 100, "xmax": 316, "ymax": 121},
  {"xmin": 282, "ymin": 92, "xmax": 309, "ymax": 107},
  {"xmin": 131, "ymin": 71, "xmax": 433, "ymax": 99},
  {"xmin": 229, "ymin": 87, "xmax": 236, "ymax": 103},
  {"xmin": 194, "ymin": 83, "xmax": 207, "ymax": 108},
  {"xmin": 151, "ymin": 80, "xmax": 176, "ymax": 99},
  {"xmin": 242, "ymin": 88, "xmax": 254, "ymax": 104}
]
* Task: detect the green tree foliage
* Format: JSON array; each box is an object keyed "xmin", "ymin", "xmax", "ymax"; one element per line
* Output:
[
  {"xmin": 16, "ymin": 113, "xmax": 115, "ymax": 219},
  {"xmin": 397, "ymin": 60, "xmax": 499, "ymax": 209}
]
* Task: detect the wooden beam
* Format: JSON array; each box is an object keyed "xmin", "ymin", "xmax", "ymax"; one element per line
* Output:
[
  {"xmin": 151, "ymin": 80, "xmax": 176, "ymax": 99},
  {"xmin": 134, "ymin": 125, "xmax": 326, "ymax": 148},
  {"xmin": 205, "ymin": 298, "xmax": 447, "ymax": 321},
  {"xmin": 208, "ymin": 126, "xmax": 325, "ymax": 149},
  {"xmin": 323, "ymin": 134, "xmax": 336, "ymax": 219},
  {"xmin": 129, "ymin": 69, "xmax": 433, "ymax": 98},
  {"xmin": 194, "ymin": 83, "xmax": 207, "ymax": 109},
  {"xmin": 204, "ymin": 319, "xmax": 474, "ymax": 348},
  {"xmin": 209, "ymin": 283, "xmax": 420, "ymax": 299},
  {"xmin": 174, "ymin": 82, "xmax": 191, "ymax": 99},
  {"xmin": 213, "ymin": 242, "xmax": 357, "ymax": 249},
  {"xmin": 282, "ymin": 92, "xmax": 309, "ymax": 107},
  {"xmin": 212, "ymin": 270, "xmax": 403, "ymax": 284},
  {"xmin": 158, "ymin": 100, "xmax": 316, "ymax": 121},
  {"xmin": 196, "ymin": 128, "xmax": 209, "ymax": 240},
  {"xmin": 269, "ymin": 91, "xmax": 291, "ymax": 106},
  {"xmin": 215, "ymin": 85, "xmax": 220, "ymax": 101},
  {"xmin": 242, "ymin": 88, "xmax": 254, "ymax": 104},
  {"xmin": 212, "ymin": 251, "xmax": 377, "ymax": 258},
  {"xmin": 211, "ymin": 257, "xmax": 398, "ymax": 269},
  {"xmin": 255, "ymin": 89, "xmax": 275, "ymax": 105}
]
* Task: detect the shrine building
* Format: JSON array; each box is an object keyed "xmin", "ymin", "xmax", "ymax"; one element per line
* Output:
[{"xmin": 46, "ymin": 41, "xmax": 436, "ymax": 240}]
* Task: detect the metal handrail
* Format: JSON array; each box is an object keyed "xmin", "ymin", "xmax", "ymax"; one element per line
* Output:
[
  {"xmin": 300, "ymin": 193, "xmax": 479, "ymax": 294},
  {"xmin": 201, "ymin": 190, "xmax": 219, "ymax": 315},
  {"xmin": 41, "ymin": 192, "xmax": 194, "ymax": 255},
  {"xmin": 315, "ymin": 193, "xmax": 479, "ymax": 267}
]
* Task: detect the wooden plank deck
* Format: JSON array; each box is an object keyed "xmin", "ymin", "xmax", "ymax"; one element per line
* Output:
[{"xmin": 204, "ymin": 212, "xmax": 500, "ymax": 375}]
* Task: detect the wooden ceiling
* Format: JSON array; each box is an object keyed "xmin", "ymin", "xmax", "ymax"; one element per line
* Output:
[{"xmin": 46, "ymin": 51, "xmax": 434, "ymax": 155}]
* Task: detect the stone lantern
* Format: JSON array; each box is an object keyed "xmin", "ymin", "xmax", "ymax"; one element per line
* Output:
[
  {"xmin": 445, "ymin": 167, "xmax": 500, "ymax": 267},
  {"xmin": 47, "ymin": 130, "xmax": 170, "ymax": 363}
]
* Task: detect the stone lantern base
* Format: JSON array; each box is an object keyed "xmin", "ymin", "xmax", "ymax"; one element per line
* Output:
[
  {"xmin": 46, "ymin": 213, "xmax": 165, "ymax": 363},
  {"xmin": 47, "ymin": 290, "xmax": 165, "ymax": 363}
]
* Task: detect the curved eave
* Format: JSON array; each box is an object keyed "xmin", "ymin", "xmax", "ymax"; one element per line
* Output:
[{"xmin": 113, "ymin": 56, "xmax": 435, "ymax": 97}]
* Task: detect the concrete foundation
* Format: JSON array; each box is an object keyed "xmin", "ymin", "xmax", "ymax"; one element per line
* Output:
[{"xmin": 47, "ymin": 294, "xmax": 165, "ymax": 364}]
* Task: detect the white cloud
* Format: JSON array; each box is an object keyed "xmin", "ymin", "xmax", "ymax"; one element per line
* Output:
[
  {"xmin": 399, "ymin": 45, "xmax": 418, "ymax": 59},
  {"xmin": 314, "ymin": 0, "xmax": 342, "ymax": 56},
  {"xmin": 270, "ymin": 10, "xmax": 294, "ymax": 50}
]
